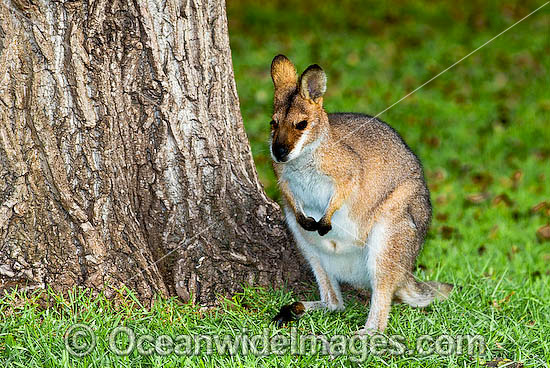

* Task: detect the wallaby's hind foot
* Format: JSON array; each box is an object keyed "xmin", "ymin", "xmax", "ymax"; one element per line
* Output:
[
  {"xmin": 272, "ymin": 301, "xmax": 306, "ymax": 327},
  {"xmin": 272, "ymin": 300, "xmax": 340, "ymax": 327}
]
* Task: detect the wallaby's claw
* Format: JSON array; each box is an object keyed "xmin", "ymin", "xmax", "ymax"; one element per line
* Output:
[
  {"xmin": 317, "ymin": 219, "xmax": 332, "ymax": 236},
  {"xmin": 297, "ymin": 214, "xmax": 319, "ymax": 232}
]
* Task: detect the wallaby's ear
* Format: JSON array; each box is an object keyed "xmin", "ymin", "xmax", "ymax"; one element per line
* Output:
[
  {"xmin": 299, "ymin": 64, "xmax": 326, "ymax": 103},
  {"xmin": 271, "ymin": 55, "xmax": 297, "ymax": 90}
]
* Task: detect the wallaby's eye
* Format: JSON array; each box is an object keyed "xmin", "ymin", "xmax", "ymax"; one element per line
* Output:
[
  {"xmin": 296, "ymin": 120, "xmax": 308, "ymax": 130},
  {"xmin": 270, "ymin": 120, "xmax": 279, "ymax": 129}
]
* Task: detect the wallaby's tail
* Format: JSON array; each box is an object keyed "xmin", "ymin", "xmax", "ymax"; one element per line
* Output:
[{"xmin": 395, "ymin": 277, "xmax": 454, "ymax": 308}]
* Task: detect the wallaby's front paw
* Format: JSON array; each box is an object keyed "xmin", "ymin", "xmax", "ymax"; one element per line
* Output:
[
  {"xmin": 297, "ymin": 213, "xmax": 319, "ymax": 231},
  {"xmin": 317, "ymin": 218, "xmax": 332, "ymax": 236}
]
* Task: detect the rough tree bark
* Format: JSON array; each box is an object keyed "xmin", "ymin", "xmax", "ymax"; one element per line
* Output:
[{"xmin": 0, "ymin": 0, "xmax": 309, "ymax": 305}]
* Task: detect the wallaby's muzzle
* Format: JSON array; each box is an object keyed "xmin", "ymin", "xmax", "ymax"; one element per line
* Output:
[{"xmin": 272, "ymin": 143, "xmax": 289, "ymax": 162}]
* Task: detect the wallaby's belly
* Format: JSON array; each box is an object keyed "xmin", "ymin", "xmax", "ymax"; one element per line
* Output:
[
  {"xmin": 285, "ymin": 204, "xmax": 372, "ymax": 288},
  {"xmin": 304, "ymin": 209, "xmax": 370, "ymax": 288},
  {"xmin": 283, "ymin": 160, "xmax": 372, "ymax": 288},
  {"xmin": 318, "ymin": 240, "xmax": 370, "ymax": 288}
]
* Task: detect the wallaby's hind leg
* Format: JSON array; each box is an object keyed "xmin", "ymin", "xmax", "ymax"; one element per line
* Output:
[
  {"xmin": 273, "ymin": 255, "xmax": 343, "ymax": 326},
  {"xmin": 356, "ymin": 181, "xmax": 433, "ymax": 335},
  {"xmin": 357, "ymin": 219, "xmax": 412, "ymax": 335},
  {"xmin": 358, "ymin": 186, "xmax": 454, "ymax": 334}
]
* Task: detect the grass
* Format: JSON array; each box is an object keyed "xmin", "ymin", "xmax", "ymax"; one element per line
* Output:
[{"xmin": 2, "ymin": 0, "xmax": 550, "ymax": 366}]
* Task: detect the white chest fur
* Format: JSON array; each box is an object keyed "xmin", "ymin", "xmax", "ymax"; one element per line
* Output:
[
  {"xmin": 281, "ymin": 153, "xmax": 374, "ymax": 288},
  {"xmin": 281, "ymin": 154, "xmax": 332, "ymax": 221}
]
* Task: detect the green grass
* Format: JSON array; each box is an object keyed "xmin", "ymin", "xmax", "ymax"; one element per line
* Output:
[{"xmin": 2, "ymin": 0, "xmax": 550, "ymax": 366}]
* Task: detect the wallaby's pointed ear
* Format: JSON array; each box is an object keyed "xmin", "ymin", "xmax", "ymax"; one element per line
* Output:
[
  {"xmin": 271, "ymin": 55, "xmax": 297, "ymax": 89},
  {"xmin": 299, "ymin": 64, "xmax": 326, "ymax": 103}
]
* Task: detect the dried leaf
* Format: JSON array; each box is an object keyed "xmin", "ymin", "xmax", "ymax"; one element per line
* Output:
[
  {"xmin": 435, "ymin": 213, "xmax": 449, "ymax": 222},
  {"xmin": 466, "ymin": 192, "xmax": 490, "ymax": 204},
  {"xmin": 492, "ymin": 193, "xmax": 513, "ymax": 207},
  {"xmin": 484, "ymin": 358, "xmax": 523, "ymax": 368},
  {"xmin": 436, "ymin": 195, "xmax": 449, "ymax": 205},
  {"xmin": 472, "ymin": 172, "xmax": 494, "ymax": 189},
  {"xmin": 534, "ymin": 150, "xmax": 550, "ymax": 160},
  {"xmin": 536, "ymin": 225, "xmax": 550, "ymax": 241},
  {"xmin": 502, "ymin": 291, "xmax": 515, "ymax": 303},
  {"xmin": 511, "ymin": 170, "xmax": 523, "ymax": 189},
  {"xmin": 440, "ymin": 225, "xmax": 456, "ymax": 239},
  {"xmin": 426, "ymin": 136, "xmax": 440, "ymax": 148},
  {"xmin": 428, "ymin": 169, "xmax": 445, "ymax": 182},
  {"xmin": 531, "ymin": 201, "xmax": 548, "ymax": 214},
  {"xmin": 491, "ymin": 291, "xmax": 515, "ymax": 310}
]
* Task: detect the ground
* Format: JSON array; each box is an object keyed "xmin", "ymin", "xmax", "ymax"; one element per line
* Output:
[{"xmin": 1, "ymin": 0, "xmax": 549, "ymax": 366}]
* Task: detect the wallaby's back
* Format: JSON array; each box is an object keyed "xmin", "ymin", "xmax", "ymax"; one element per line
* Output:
[
  {"xmin": 328, "ymin": 112, "xmax": 424, "ymax": 182},
  {"xmin": 326, "ymin": 113, "xmax": 431, "ymax": 239}
]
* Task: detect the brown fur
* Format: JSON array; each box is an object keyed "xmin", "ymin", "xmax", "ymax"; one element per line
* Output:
[{"xmin": 270, "ymin": 55, "xmax": 454, "ymax": 333}]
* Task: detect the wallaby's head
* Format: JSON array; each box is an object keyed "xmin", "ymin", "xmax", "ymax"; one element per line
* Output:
[{"xmin": 270, "ymin": 55, "xmax": 328, "ymax": 163}]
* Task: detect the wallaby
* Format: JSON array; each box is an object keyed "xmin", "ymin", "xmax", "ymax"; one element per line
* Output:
[{"xmin": 269, "ymin": 55, "xmax": 453, "ymax": 334}]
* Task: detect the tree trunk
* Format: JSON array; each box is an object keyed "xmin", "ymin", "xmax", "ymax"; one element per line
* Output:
[{"xmin": 0, "ymin": 0, "xmax": 309, "ymax": 305}]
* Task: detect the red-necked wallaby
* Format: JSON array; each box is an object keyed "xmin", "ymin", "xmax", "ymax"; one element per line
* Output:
[{"xmin": 270, "ymin": 55, "xmax": 454, "ymax": 334}]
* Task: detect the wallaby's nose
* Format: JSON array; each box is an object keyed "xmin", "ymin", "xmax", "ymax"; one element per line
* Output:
[{"xmin": 273, "ymin": 145, "xmax": 289, "ymax": 162}]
